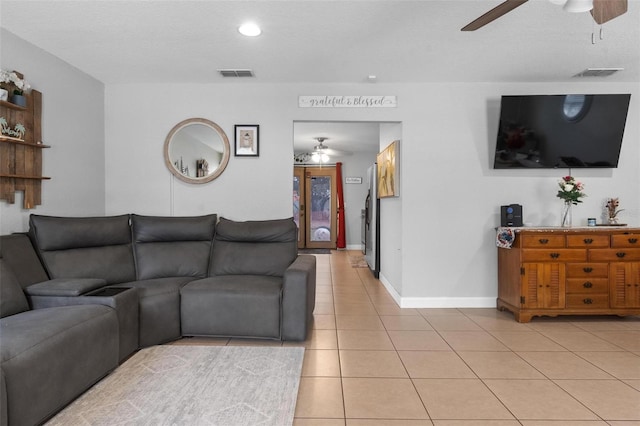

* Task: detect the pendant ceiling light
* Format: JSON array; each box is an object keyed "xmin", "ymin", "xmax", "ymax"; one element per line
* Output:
[{"xmin": 563, "ymin": 0, "xmax": 594, "ymax": 13}]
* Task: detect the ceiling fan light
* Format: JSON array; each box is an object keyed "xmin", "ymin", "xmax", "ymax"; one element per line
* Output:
[
  {"xmin": 563, "ymin": 0, "xmax": 593, "ymax": 13},
  {"xmin": 320, "ymin": 153, "xmax": 330, "ymax": 163},
  {"xmin": 311, "ymin": 152, "xmax": 320, "ymax": 162}
]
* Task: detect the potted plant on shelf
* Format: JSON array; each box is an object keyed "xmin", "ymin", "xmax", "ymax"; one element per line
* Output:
[
  {"xmin": 556, "ymin": 175, "xmax": 586, "ymax": 227},
  {"xmin": 0, "ymin": 69, "xmax": 30, "ymax": 107}
]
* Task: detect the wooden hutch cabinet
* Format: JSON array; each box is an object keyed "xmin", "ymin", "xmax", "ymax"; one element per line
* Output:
[
  {"xmin": 497, "ymin": 227, "xmax": 640, "ymax": 322},
  {"xmin": 0, "ymin": 90, "xmax": 49, "ymax": 209}
]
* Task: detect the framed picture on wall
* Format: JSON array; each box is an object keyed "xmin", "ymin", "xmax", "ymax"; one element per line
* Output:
[
  {"xmin": 234, "ymin": 125, "xmax": 259, "ymax": 157},
  {"xmin": 377, "ymin": 140, "xmax": 399, "ymax": 198}
]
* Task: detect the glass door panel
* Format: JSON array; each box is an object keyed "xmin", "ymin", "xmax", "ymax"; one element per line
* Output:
[
  {"xmin": 293, "ymin": 167, "xmax": 305, "ymax": 248},
  {"xmin": 309, "ymin": 176, "xmax": 331, "ymax": 242}
]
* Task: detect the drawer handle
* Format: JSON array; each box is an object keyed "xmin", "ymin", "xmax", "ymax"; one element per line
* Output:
[
  {"xmin": 550, "ymin": 253, "xmax": 560, "ymax": 259},
  {"xmin": 583, "ymin": 267, "xmax": 593, "ymax": 273},
  {"xmin": 629, "ymin": 238, "xmax": 638, "ymax": 244},
  {"xmin": 583, "ymin": 281, "xmax": 593, "ymax": 288},
  {"xmin": 583, "ymin": 238, "xmax": 593, "ymax": 244},
  {"xmin": 583, "ymin": 298, "xmax": 593, "ymax": 305},
  {"xmin": 539, "ymin": 239, "xmax": 549, "ymax": 244},
  {"xmin": 616, "ymin": 252, "xmax": 626, "ymax": 258}
]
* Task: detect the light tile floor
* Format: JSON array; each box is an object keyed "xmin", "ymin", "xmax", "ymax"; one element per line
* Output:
[{"xmin": 178, "ymin": 251, "xmax": 640, "ymax": 425}]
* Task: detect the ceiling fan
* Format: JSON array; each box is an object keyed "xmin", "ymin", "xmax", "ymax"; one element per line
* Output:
[
  {"xmin": 294, "ymin": 137, "xmax": 352, "ymax": 163},
  {"xmin": 461, "ymin": 0, "xmax": 628, "ymax": 31},
  {"xmin": 312, "ymin": 137, "xmax": 352, "ymax": 157}
]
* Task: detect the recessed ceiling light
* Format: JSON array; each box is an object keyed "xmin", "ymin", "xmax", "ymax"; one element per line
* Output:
[{"xmin": 238, "ymin": 22, "xmax": 261, "ymax": 37}]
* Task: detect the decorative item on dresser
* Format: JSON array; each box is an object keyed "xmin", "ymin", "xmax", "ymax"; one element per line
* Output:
[
  {"xmin": 497, "ymin": 227, "xmax": 640, "ymax": 322},
  {"xmin": 556, "ymin": 175, "xmax": 586, "ymax": 227},
  {"xmin": 605, "ymin": 197, "xmax": 625, "ymax": 225}
]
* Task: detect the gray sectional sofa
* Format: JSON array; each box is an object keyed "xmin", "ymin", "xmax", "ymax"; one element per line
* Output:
[{"xmin": 0, "ymin": 214, "xmax": 316, "ymax": 426}]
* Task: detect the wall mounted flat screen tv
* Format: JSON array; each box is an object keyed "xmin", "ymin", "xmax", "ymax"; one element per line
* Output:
[{"xmin": 493, "ymin": 94, "xmax": 631, "ymax": 168}]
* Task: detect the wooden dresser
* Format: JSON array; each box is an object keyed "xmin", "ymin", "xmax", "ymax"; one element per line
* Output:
[{"xmin": 497, "ymin": 227, "xmax": 640, "ymax": 322}]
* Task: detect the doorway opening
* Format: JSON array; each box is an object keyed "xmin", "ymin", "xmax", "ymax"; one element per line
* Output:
[{"xmin": 292, "ymin": 120, "xmax": 400, "ymax": 253}]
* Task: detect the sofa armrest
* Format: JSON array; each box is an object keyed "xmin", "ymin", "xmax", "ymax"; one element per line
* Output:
[
  {"xmin": 25, "ymin": 278, "xmax": 107, "ymax": 297},
  {"xmin": 28, "ymin": 288, "xmax": 139, "ymax": 362},
  {"xmin": 281, "ymin": 254, "xmax": 316, "ymax": 340}
]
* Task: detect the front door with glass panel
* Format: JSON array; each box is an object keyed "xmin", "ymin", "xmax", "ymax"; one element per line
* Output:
[{"xmin": 293, "ymin": 166, "xmax": 337, "ymax": 249}]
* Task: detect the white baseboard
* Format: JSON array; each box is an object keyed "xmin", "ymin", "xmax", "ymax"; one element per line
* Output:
[
  {"xmin": 378, "ymin": 272, "xmax": 401, "ymax": 305},
  {"xmin": 398, "ymin": 297, "xmax": 496, "ymax": 308},
  {"xmin": 345, "ymin": 244, "xmax": 363, "ymax": 251},
  {"xmin": 378, "ymin": 273, "xmax": 495, "ymax": 309}
]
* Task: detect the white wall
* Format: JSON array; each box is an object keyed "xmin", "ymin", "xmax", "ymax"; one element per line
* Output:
[
  {"xmin": 334, "ymin": 150, "xmax": 378, "ymax": 250},
  {"xmin": 105, "ymin": 81, "xmax": 639, "ymax": 306},
  {"xmin": 400, "ymin": 83, "xmax": 639, "ymax": 308},
  {"xmin": 3, "ymin": 32, "xmax": 637, "ymax": 306},
  {"xmin": 112, "ymin": 82, "xmax": 639, "ymax": 305},
  {"xmin": 378, "ymin": 123, "xmax": 403, "ymax": 297},
  {"xmin": 0, "ymin": 30, "xmax": 105, "ymax": 234}
]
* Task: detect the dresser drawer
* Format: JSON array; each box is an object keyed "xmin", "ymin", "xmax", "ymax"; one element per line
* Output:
[
  {"xmin": 590, "ymin": 249, "xmax": 640, "ymax": 262},
  {"xmin": 566, "ymin": 294, "xmax": 609, "ymax": 309},
  {"xmin": 522, "ymin": 249, "xmax": 587, "ymax": 262},
  {"xmin": 611, "ymin": 234, "xmax": 640, "ymax": 248},
  {"xmin": 521, "ymin": 235, "xmax": 565, "ymax": 248},
  {"xmin": 566, "ymin": 263, "xmax": 609, "ymax": 278},
  {"xmin": 566, "ymin": 234, "xmax": 610, "ymax": 248},
  {"xmin": 567, "ymin": 278, "xmax": 609, "ymax": 294}
]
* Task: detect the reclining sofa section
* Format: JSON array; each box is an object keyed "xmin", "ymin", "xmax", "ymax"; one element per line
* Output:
[
  {"xmin": 27, "ymin": 214, "xmax": 316, "ymax": 346},
  {"xmin": 1, "ymin": 241, "xmax": 120, "ymax": 426}
]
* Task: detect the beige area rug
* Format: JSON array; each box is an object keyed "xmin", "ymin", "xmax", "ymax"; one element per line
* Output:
[
  {"xmin": 349, "ymin": 254, "xmax": 369, "ymax": 268},
  {"xmin": 47, "ymin": 345, "xmax": 305, "ymax": 426}
]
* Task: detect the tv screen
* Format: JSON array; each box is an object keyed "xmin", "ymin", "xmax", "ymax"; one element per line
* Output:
[{"xmin": 493, "ymin": 94, "xmax": 631, "ymax": 169}]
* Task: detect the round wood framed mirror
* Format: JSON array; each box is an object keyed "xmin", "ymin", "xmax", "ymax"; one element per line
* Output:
[{"xmin": 164, "ymin": 118, "xmax": 230, "ymax": 184}]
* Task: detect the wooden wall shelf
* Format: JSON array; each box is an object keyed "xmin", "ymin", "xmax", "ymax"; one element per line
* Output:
[
  {"xmin": 0, "ymin": 89, "xmax": 47, "ymax": 209},
  {"xmin": 0, "ymin": 174, "xmax": 51, "ymax": 180},
  {"xmin": 0, "ymin": 136, "xmax": 49, "ymax": 148},
  {"xmin": 0, "ymin": 99, "xmax": 27, "ymax": 111}
]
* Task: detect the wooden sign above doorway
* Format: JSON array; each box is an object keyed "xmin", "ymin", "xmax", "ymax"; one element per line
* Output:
[{"xmin": 298, "ymin": 95, "xmax": 397, "ymax": 108}]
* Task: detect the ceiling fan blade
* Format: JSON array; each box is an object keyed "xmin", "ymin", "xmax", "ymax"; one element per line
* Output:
[
  {"xmin": 591, "ymin": 0, "xmax": 627, "ymax": 24},
  {"xmin": 461, "ymin": 0, "xmax": 529, "ymax": 31},
  {"xmin": 325, "ymin": 148, "xmax": 352, "ymax": 156},
  {"xmin": 306, "ymin": 148, "xmax": 352, "ymax": 157}
]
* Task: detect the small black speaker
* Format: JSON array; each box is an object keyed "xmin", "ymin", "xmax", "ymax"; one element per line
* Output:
[{"xmin": 501, "ymin": 204, "xmax": 523, "ymax": 227}]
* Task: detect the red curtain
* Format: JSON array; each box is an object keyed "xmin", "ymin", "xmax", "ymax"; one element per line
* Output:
[{"xmin": 336, "ymin": 162, "xmax": 346, "ymax": 249}]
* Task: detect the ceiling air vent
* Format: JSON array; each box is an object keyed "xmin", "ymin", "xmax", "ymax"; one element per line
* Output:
[
  {"xmin": 218, "ymin": 69, "xmax": 254, "ymax": 78},
  {"xmin": 574, "ymin": 67, "xmax": 623, "ymax": 77}
]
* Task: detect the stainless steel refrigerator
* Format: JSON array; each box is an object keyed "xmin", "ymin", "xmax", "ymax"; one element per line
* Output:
[{"xmin": 364, "ymin": 163, "xmax": 380, "ymax": 278}]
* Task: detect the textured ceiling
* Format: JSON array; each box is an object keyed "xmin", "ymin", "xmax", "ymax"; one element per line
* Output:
[
  {"xmin": 294, "ymin": 121, "xmax": 385, "ymax": 156},
  {"xmin": 1, "ymin": 0, "xmax": 639, "ymax": 85},
  {"xmin": 2, "ymin": 0, "xmax": 638, "ymax": 154}
]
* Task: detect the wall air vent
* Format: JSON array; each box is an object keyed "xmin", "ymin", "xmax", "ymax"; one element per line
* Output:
[
  {"xmin": 218, "ymin": 69, "xmax": 255, "ymax": 77},
  {"xmin": 574, "ymin": 67, "xmax": 623, "ymax": 77}
]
